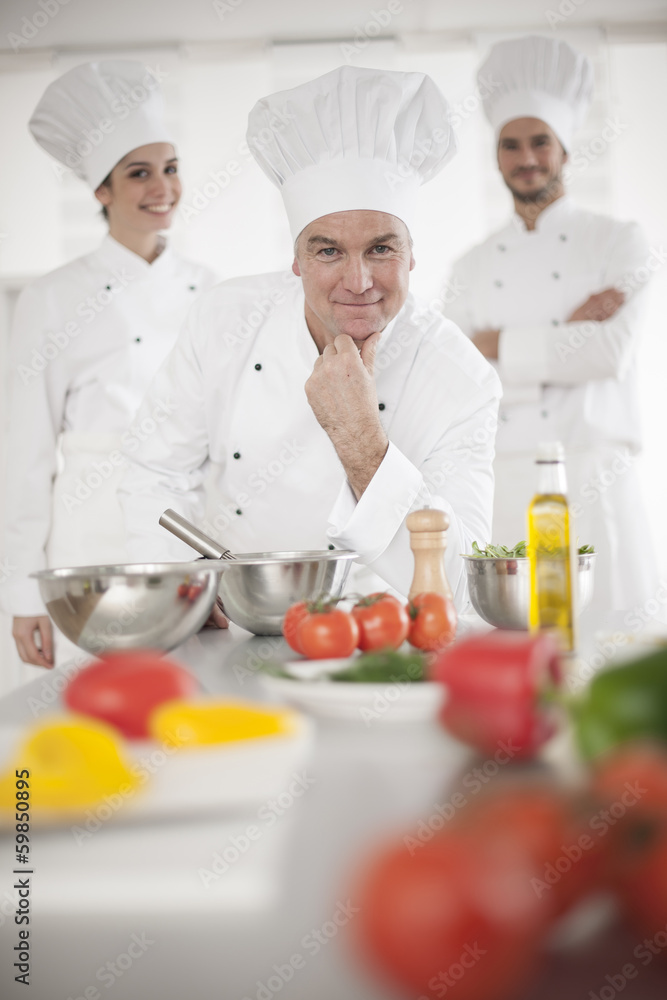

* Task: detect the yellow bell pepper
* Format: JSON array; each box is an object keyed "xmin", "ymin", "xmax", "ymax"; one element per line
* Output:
[
  {"xmin": 0, "ymin": 716, "xmax": 139, "ymax": 812},
  {"xmin": 150, "ymin": 700, "xmax": 298, "ymax": 747}
]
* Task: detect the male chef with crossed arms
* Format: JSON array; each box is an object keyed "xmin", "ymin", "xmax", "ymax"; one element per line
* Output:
[
  {"xmin": 446, "ymin": 35, "xmax": 657, "ymax": 619},
  {"xmin": 119, "ymin": 65, "xmax": 501, "ymax": 618}
]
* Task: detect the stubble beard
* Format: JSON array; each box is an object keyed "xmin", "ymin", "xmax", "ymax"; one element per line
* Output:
[{"xmin": 507, "ymin": 169, "xmax": 563, "ymax": 207}]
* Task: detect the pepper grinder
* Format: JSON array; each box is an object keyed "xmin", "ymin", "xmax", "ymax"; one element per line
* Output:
[{"xmin": 406, "ymin": 508, "xmax": 454, "ymax": 601}]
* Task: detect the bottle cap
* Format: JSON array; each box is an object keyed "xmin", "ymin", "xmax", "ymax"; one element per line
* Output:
[{"xmin": 536, "ymin": 441, "xmax": 565, "ymax": 462}]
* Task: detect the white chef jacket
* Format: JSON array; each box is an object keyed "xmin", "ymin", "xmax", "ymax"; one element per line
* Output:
[
  {"xmin": 119, "ymin": 270, "xmax": 502, "ymax": 609},
  {"xmin": 3, "ymin": 234, "xmax": 218, "ymax": 616},
  {"xmin": 447, "ymin": 195, "xmax": 656, "ymax": 612}
]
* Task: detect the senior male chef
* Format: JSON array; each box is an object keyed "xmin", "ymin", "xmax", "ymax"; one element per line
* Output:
[
  {"xmin": 119, "ymin": 66, "xmax": 501, "ymax": 609},
  {"xmin": 446, "ymin": 36, "xmax": 656, "ymax": 617}
]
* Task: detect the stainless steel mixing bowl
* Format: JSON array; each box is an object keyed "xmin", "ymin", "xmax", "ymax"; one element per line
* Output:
[
  {"xmin": 462, "ymin": 553, "xmax": 596, "ymax": 630},
  {"xmin": 215, "ymin": 550, "xmax": 358, "ymax": 635},
  {"xmin": 32, "ymin": 562, "xmax": 221, "ymax": 654}
]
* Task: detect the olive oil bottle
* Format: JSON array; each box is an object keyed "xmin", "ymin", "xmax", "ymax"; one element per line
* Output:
[{"xmin": 527, "ymin": 442, "xmax": 576, "ymax": 652}]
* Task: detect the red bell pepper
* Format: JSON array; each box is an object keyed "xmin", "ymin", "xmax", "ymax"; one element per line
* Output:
[{"xmin": 431, "ymin": 631, "xmax": 562, "ymax": 759}]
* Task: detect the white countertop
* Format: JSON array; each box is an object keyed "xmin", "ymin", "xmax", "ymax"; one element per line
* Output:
[{"xmin": 1, "ymin": 623, "xmax": 665, "ymax": 1000}]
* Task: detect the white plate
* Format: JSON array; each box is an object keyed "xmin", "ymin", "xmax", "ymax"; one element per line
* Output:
[
  {"xmin": 0, "ymin": 707, "xmax": 314, "ymax": 829},
  {"xmin": 259, "ymin": 674, "xmax": 446, "ymax": 725}
]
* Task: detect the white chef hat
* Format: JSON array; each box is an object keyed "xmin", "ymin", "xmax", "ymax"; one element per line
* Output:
[
  {"xmin": 247, "ymin": 65, "xmax": 456, "ymax": 240},
  {"xmin": 478, "ymin": 35, "xmax": 593, "ymax": 150},
  {"xmin": 29, "ymin": 60, "xmax": 175, "ymax": 190}
]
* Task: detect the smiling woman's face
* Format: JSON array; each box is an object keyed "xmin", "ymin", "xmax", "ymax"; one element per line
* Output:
[
  {"xmin": 94, "ymin": 142, "xmax": 181, "ymax": 232},
  {"xmin": 293, "ymin": 210, "xmax": 415, "ymax": 351}
]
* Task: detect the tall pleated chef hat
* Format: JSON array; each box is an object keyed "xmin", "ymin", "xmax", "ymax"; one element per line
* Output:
[
  {"xmin": 29, "ymin": 60, "xmax": 175, "ymax": 190},
  {"xmin": 478, "ymin": 35, "xmax": 593, "ymax": 150},
  {"xmin": 246, "ymin": 65, "xmax": 456, "ymax": 240}
]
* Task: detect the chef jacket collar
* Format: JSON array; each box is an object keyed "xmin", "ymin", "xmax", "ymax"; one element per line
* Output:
[
  {"xmin": 93, "ymin": 233, "xmax": 174, "ymax": 282},
  {"xmin": 511, "ymin": 193, "xmax": 574, "ymax": 235}
]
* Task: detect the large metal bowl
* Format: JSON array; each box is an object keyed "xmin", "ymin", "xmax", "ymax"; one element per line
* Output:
[
  {"xmin": 462, "ymin": 553, "xmax": 596, "ymax": 630},
  {"xmin": 215, "ymin": 550, "xmax": 358, "ymax": 635},
  {"xmin": 32, "ymin": 562, "xmax": 221, "ymax": 654}
]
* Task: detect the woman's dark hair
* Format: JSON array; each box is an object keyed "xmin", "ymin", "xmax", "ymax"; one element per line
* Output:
[{"xmin": 99, "ymin": 171, "xmax": 112, "ymax": 221}]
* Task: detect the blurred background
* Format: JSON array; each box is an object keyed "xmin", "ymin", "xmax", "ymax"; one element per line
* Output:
[{"xmin": 1, "ymin": 0, "xmax": 666, "ymax": 692}]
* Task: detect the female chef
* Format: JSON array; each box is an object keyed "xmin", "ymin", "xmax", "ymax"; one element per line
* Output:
[{"xmin": 2, "ymin": 60, "xmax": 219, "ymax": 667}]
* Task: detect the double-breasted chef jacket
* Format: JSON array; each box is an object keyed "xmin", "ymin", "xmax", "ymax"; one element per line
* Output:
[
  {"xmin": 447, "ymin": 195, "xmax": 656, "ymax": 614},
  {"xmin": 119, "ymin": 270, "xmax": 502, "ymax": 609},
  {"xmin": 3, "ymin": 234, "xmax": 218, "ymax": 616}
]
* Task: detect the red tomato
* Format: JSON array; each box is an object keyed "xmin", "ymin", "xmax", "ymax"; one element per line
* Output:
[
  {"xmin": 297, "ymin": 608, "xmax": 359, "ymax": 659},
  {"xmin": 355, "ymin": 826, "xmax": 548, "ymax": 1000},
  {"xmin": 458, "ymin": 783, "xmax": 606, "ymax": 918},
  {"xmin": 407, "ymin": 592, "xmax": 457, "ymax": 651},
  {"xmin": 282, "ymin": 602, "xmax": 309, "ymax": 655},
  {"xmin": 64, "ymin": 650, "xmax": 198, "ymax": 738},
  {"xmin": 352, "ymin": 593, "xmax": 410, "ymax": 651},
  {"xmin": 591, "ymin": 742, "xmax": 667, "ymax": 942}
]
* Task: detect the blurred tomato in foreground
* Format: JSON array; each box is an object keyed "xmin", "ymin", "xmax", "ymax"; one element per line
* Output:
[
  {"xmin": 591, "ymin": 743, "xmax": 667, "ymax": 950},
  {"xmin": 459, "ymin": 783, "xmax": 606, "ymax": 920},
  {"xmin": 355, "ymin": 830, "xmax": 546, "ymax": 1000},
  {"xmin": 64, "ymin": 650, "xmax": 198, "ymax": 738},
  {"xmin": 353, "ymin": 782, "xmax": 589, "ymax": 1000},
  {"xmin": 432, "ymin": 631, "xmax": 562, "ymax": 760}
]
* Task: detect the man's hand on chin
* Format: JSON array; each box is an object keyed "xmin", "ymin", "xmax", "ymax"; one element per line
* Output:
[{"xmin": 305, "ymin": 331, "xmax": 388, "ymax": 500}]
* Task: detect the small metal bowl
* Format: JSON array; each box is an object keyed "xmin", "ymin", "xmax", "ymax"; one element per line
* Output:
[
  {"xmin": 462, "ymin": 553, "xmax": 596, "ymax": 630},
  {"xmin": 215, "ymin": 550, "xmax": 358, "ymax": 635},
  {"xmin": 32, "ymin": 562, "xmax": 221, "ymax": 654}
]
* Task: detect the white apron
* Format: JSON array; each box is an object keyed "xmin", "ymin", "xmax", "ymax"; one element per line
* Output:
[{"xmin": 46, "ymin": 432, "xmax": 128, "ymax": 666}]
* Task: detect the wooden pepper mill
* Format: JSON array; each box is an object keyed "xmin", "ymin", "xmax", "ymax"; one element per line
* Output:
[{"xmin": 406, "ymin": 508, "xmax": 454, "ymax": 601}]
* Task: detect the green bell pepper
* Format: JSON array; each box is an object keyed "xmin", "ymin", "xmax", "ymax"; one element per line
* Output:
[{"xmin": 573, "ymin": 648, "xmax": 667, "ymax": 759}]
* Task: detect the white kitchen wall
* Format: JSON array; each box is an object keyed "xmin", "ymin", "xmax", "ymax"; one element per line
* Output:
[{"xmin": 1, "ymin": 31, "xmax": 666, "ymax": 693}]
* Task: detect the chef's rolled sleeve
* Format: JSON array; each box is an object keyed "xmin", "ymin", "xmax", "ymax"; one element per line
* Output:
[
  {"xmin": 327, "ymin": 442, "xmax": 428, "ymax": 563},
  {"xmin": 327, "ymin": 389, "xmax": 500, "ymax": 609}
]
